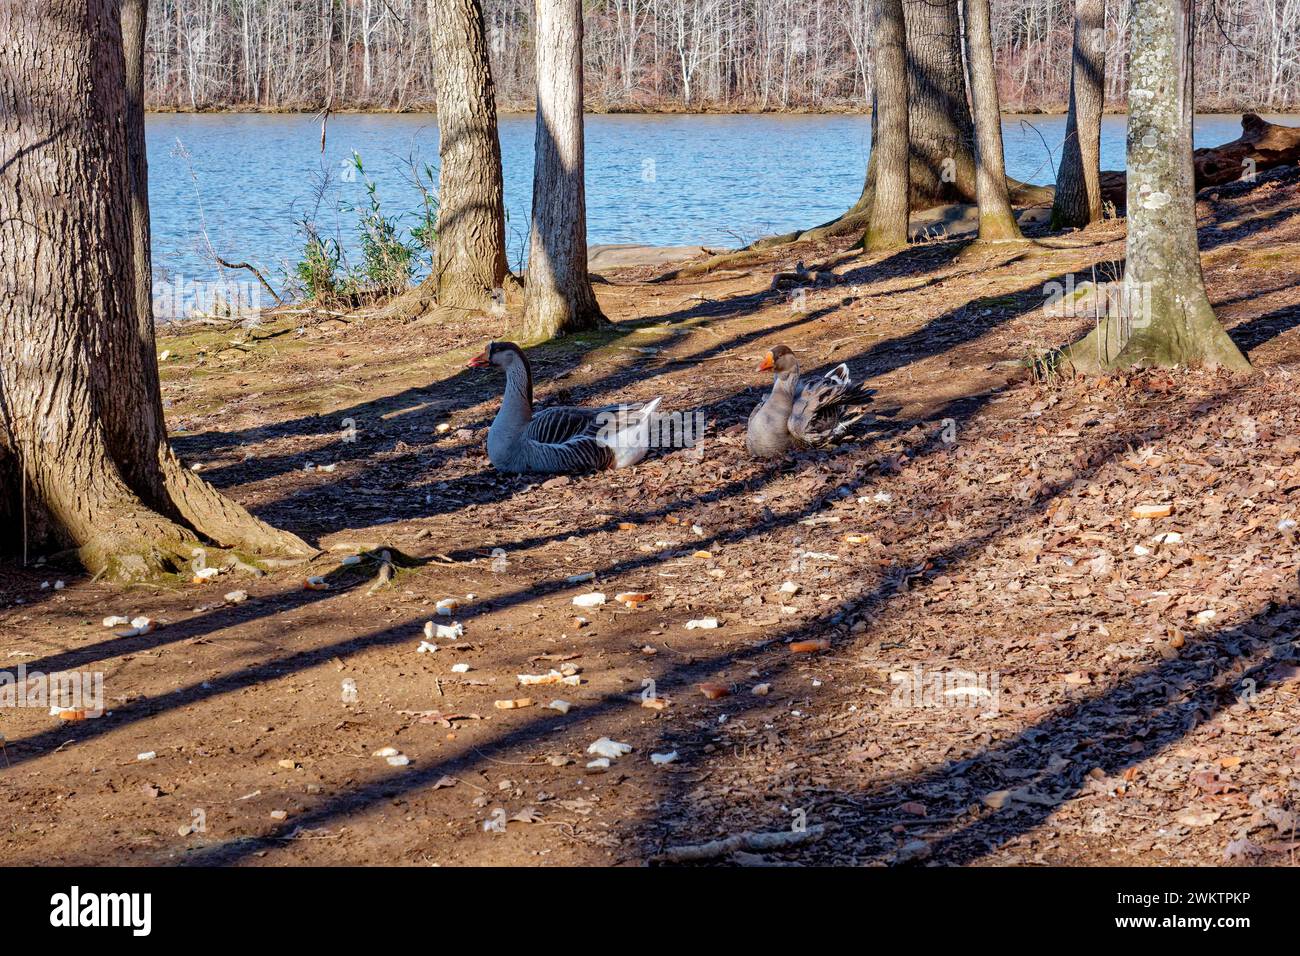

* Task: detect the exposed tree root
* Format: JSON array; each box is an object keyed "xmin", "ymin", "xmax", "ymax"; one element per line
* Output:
[
  {"xmin": 376, "ymin": 272, "xmax": 522, "ymax": 323},
  {"xmin": 1061, "ymin": 310, "xmax": 1252, "ymax": 376},
  {"xmin": 159, "ymin": 449, "xmax": 317, "ymax": 560},
  {"xmin": 749, "ymin": 178, "xmax": 1055, "ymax": 253},
  {"xmin": 78, "ymin": 518, "xmax": 199, "ymax": 583},
  {"xmin": 655, "ymin": 244, "xmax": 817, "ymax": 282},
  {"xmin": 653, "ymin": 824, "xmax": 829, "ymax": 864}
]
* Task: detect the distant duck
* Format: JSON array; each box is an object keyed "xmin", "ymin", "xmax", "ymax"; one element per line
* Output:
[
  {"xmin": 746, "ymin": 345, "xmax": 873, "ymax": 458},
  {"xmin": 469, "ymin": 341, "xmax": 662, "ymax": 474}
]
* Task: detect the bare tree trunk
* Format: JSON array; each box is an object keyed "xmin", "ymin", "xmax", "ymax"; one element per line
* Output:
[
  {"xmin": 1052, "ymin": 0, "xmax": 1106, "ymax": 229},
  {"xmin": 758, "ymin": 0, "xmax": 1057, "ymax": 249},
  {"xmin": 522, "ymin": 0, "xmax": 605, "ymax": 340},
  {"xmin": 427, "ymin": 0, "xmax": 509, "ymax": 310},
  {"xmin": 0, "ymin": 0, "xmax": 313, "ymax": 579},
  {"xmin": 1063, "ymin": 0, "xmax": 1250, "ymax": 373},
  {"xmin": 903, "ymin": 0, "xmax": 977, "ymax": 208},
  {"xmin": 865, "ymin": 0, "xmax": 909, "ymax": 250},
  {"xmin": 963, "ymin": 0, "xmax": 1023, "ymax": 241}
]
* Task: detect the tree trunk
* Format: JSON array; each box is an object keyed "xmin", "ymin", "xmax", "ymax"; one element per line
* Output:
[
  {"xmin": 814, "ymin": 0, "xmax": 977, "ymax": 237},
  {"xmin": 865, "ymin": 0, "xmax": 909, "ymax": 250},
  {"xmin": 963, "ymin": 0, "xmax": 1023, "ymax": 241},
  {"xmin": 522, "ymin": 0, "xmax": 605, "ymax": 340},
  {"xmin": 755, "ymin": 0, "xmax": 1050, "ymax": 249},
  {"xmin": 426, "ymin": 0, "xmax": 509, "ymax": 310},
  {"xmin": 903, "ymin": 0, "xmax": 977, "ymax": 208},
  {"xmin": 0, "ymin": 0, "xmax": 314, "ymax": 579},
  {"xmin": 1052, "ymin": 0, "xmax": 1106, "ymax": 229},
  {"xmin": 1063, "ymin": 0, "xmax": 1250, "ymax": 374}
]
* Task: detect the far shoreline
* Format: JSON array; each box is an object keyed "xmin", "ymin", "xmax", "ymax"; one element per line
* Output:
[{"xmin": 145, "ymin": 104, "xmax": 1300, "ymax": 119}]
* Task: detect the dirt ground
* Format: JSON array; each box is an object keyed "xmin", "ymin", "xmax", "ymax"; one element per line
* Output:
[{"xmin": 4, "ymin": 167, "xmax": 1300, "ymax": 866}]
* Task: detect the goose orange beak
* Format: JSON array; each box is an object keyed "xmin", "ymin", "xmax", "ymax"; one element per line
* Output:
[
  {"xmin": 468, "ymin": 349, "xmax": 489, "ymax": 368},
  {"xmin": 758, "ymin": 352, "xmax": 774, "ymax": 371}
]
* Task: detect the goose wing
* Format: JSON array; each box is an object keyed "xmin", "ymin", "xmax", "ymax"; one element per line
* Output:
[
  {"xmin": 523, "ymin": 406, "xmax": 602, "ymax": 446},
  {"xmin": 519, "ymin": 403, "xmax": 662, "ymax": 473},
  {"xmin": 527, "ymin": 433, "xmax": 616, "ymax": 473},
  {"xmin": 789, "ymin": 364, "xmax": 875, "ymax": 447}
]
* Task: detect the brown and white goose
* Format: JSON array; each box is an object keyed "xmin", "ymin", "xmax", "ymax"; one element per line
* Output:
[
  {"xmin": 746, "ymin": 345, "xmax": 873, "ymax": 458},
  {"xmin": 469, "ymin": 341, "xmax": 662, "ymax": 474}
]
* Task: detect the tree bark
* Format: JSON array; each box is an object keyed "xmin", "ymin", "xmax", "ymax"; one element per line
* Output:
[
  {"xmin": 0, "ymin": 0, "xmax": 314, "ymax": 578},
  {"xmin": 1063, "ymin": 0, "xmax": 1250, "ymax": 374},
  {"xmin": 426, "ymin": 0, "xmax": 509, "ymax": 310},
  {"xmin": 522, "ymin": 0, "xmax": 605, "ymax": 340},
  {"xmin": 865, "ymin": 0, "xmax": 909, "ymax": 251},
  {"xmin": 1052, "ymin": 0, "xmax": 1106, "ymax": 229},
  {"xmin": 902, "ymin": 0, "xmax": 977, "ymax": 208},
  {"xmin": 809, "ymin": 0, "xmax": 977, "ymax": 238},
  {"xmin": 963, "ymin": 0, "xmax": 1023, "ymax": 241}
]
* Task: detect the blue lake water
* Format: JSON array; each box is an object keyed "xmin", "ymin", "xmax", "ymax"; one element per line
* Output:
[{"xmin": 146, "ymin": 112, "xmax": 1296, "ymax": 299}]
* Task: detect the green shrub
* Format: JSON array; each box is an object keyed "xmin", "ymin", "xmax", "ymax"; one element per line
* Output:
[
  {"xmin": 343, "ymin": 152, "xmax": 419, "ymax": 296},
  {"xmin": 293, "ymin": 222, "xmax": 342, "ymax": 302}
]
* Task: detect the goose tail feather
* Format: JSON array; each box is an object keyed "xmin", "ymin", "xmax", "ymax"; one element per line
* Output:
[{"xmin": 599, "ymin": 396, "xmax": 663, "ymax": 469}]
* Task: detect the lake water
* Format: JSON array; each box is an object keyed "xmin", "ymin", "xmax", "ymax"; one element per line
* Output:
[{"xmin": 146, "ymin": 112, "xmax": 1295, "ymax": 304}]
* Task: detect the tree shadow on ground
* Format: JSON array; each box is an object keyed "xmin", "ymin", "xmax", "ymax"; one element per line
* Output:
[
  {"xmin": 244, "ymin": 258, "xmax": 1106, "ymax": 542},
  {"xmin": 1227, "ymin": 302, "xmax": 1300, "ymax": 353},
  {"xmin": 19, "ymin": 377, "xmax": 1247, "ymax": 867},
  {"xmin": 0, "ymin": 379, "xmax": 1007, "ymax": 776}
]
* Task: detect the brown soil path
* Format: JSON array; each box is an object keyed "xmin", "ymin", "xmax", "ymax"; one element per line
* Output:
[{"xmin": 3, "ymin": 168, "xmax": 1300, "ymax": 866}]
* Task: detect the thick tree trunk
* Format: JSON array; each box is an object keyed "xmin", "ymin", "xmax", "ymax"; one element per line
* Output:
[
  {"xmin": 426, "ymin": 0, "xmax": 508, "ymax": 310},
  {"xmin": 121, "ymin": 0, "xmax": 315, "ymax": 560},
  {"xmin": 1052, "ymin": 0, "xmax": 1106, "ymax": 229},
  {"xmin": 865, "ymin": 0, "xmax": 910, "ymax": 251},
  {"xmin": 818, "ymin": 0, "xmax": 977, "ymax": 236},
  {"xmin": 522, "ymin": 0, "xmax": 605, "ymax": 340},
  {"xmin": 963, "ymin": 0, "xmax": 1023, "ymax": 241},
  {"xmin": 903, "ymin": 0, "xmax": 977, "ymax": 208},
  {"xmin": 0, "ymin": 0, "xmax": 313, "ymax": 578},
  {"xmin": 1063, "ymin": 0, "xmax": 1250, "ymax": 374}
]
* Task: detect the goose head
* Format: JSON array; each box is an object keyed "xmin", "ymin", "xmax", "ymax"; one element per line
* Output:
[
  {"xmin": 469, "ymin": 341, "xmax": 533, "ymax": 406},
  {"xmin": 469, "ymin": 340, "xmax": 525, "ymax": 370},
  {"xmin": 758, "ymin": 344, "xmax": 798, "ymax": 375}
]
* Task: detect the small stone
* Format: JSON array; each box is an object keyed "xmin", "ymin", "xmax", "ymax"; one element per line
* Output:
[{"xmin": 1131, "ymin": 503, "xmax": 1173, "ymax": 519}]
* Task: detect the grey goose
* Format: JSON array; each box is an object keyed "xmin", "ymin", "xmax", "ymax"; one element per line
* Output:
[
  {"xmin": 746, "ymin": 345, "xmax": 873, "ymax": 458},
  {"xmin": 469, "ymin": 341, "xmax": 663, "ymax": 474}
]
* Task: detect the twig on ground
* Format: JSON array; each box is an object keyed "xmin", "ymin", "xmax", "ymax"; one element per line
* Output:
[{"xmin": 653, "ymin": 824, "xmax": 829, "ymax": 863}]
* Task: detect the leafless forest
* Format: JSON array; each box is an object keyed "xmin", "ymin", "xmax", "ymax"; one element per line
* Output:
[{"xmin": 146, "ymin": 0, "xmax": 1300, "ymax": 111}]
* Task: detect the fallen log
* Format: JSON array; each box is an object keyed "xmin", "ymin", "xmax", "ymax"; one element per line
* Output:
[{"xmin": 1099, "ymin": 113, "xmax": 1300, "ymax": 212}]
